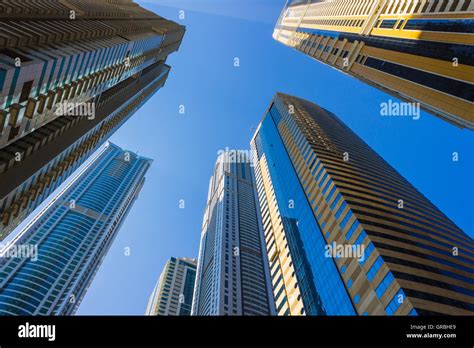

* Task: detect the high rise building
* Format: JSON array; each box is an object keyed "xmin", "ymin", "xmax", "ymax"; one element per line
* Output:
[
  {"xmin": 0, "ymin": 0, "xmax": 184, "ymax": 239},
  {"xmin": 145, "ymin": 257, "xmax": 197, "ymax": 316},
  {"xmin": 273, "ymin": 0, "xmax": 474, "ymax": 129},
  {"xmin": 250, "ymin": 93, "xmax": 474, "ymax": 316},
  {"xmin": 192, "ymin": 151, "xmax": 275, "ymax": 316},
  {"xmin": 0, "ymin": 142, "xmax": 152, "ymax": 315}
]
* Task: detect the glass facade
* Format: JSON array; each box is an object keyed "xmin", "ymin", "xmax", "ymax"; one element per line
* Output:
[
  {"xmin": 0, "ymin": 142, "xmax": 152, "ymax": 315},
  {"xmin": 251, "ymin": 93, "xmax": 474, "ymax": 315},
  {"xmin": 253, "ymin": 109, "xmax": 355, "ymax": 315},
  {"xmin": 180, "ymin": 264, "xmax": 197, "ymax": 316},
  {"xmin": 403, "ymin": 19, "xmax": 474, "ymax": 33},
  {"xmin": 146, "ymin": 257, "xmax": 197, "ymax": 316},
  {"xmin": 273, "ymin": 0, "xmax": 474, "ymax": 129},
  {"xmin": 0, "ymin": 1, "xmax": 184, "ymax": 242}
]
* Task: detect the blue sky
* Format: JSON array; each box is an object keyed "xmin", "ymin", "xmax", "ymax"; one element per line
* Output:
[{"xmin": 76, "ymin": 0, "xmax": 474, "ymax": 315}]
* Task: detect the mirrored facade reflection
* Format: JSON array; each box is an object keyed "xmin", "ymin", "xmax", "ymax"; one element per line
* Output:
[
  {"xmin": 251, "ymin": 93, "xmax": 474, "ymax": 316},
  {"xmin": 251, "ymin": 113, "xmax": 354, "ymax": 316}
]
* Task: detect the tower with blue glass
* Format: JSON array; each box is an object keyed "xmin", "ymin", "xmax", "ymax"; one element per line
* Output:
[
  {"xmin": 0, "ymin": 142, "xmax": 152, "ymax": 315},
  {"xmin": 0, "ymin": 0, "xmax": 184, "ymax": 240},
  {"xmin": 251, "ymin": 93, "xmax": 474, "ymax": 316}
]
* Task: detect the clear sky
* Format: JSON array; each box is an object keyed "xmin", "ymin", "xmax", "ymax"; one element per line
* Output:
[{"xmin": 76, "ymin": 0, "xmax": 474, "ymax": 315}]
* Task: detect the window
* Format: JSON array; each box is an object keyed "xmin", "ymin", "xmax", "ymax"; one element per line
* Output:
[
  {"xmin": 367, "ymin": 256, "xmax": 383, "ymax": 281},
  {"xmin": 330, "ymin": 193, "xmax": 342, "ymax": 210},
  {"xmin": 277, "ymin": 296, "xmax": 287, "ymax": 312},
  {"xmin": 385, "ymin": 289, "xmax": 406, "ymax": 315},
  {"xmin": 335, "ymin": 201, "xmax": 347, "ymax": 219},
  {"xmin": 326, "ymin": 185, "xmax": 336, "ymax": 201},
  {"xmin": 315, "ymin": 167, "xmax": 324, "ymax": 181},
  {"xmin": 379, "ymin": 20, "xmax": 397, "ymax": 29},
  {"xmin": 346, "ymin": 220, "xmax": 360, "ymax": 240},
  {"xmin": 404, "ymin": 19, "xmax": 474, "ymax": 33},
  {"xmin": 322, "ymin": 178, "xmax": 333, "ymax": 194},
  {"xmin": 8, "ymin": 126, "xmax": 20, "ymax": 141},
  {"xmin": 318, "ymin": 172, "xmax": 328, "ymax": 187},
  {"xmin": 340, "ymin": 210, "xmax": 353, "ymax": 229},
  {"xmin": 312, "ymin": 160, "xmax": 321, "ymax": 175},
  {"xmin": 0, "ymin": 68, "xmax": 6, "ymax": 92},
  {"xmin": 364, "ymin": 57, "xmax": 474, "ymax": 103},
  {"xmin": 354, "ymin": 231, "xmax": 367, "ymax": 246},
  {"xmin": 359, "ymin": 242, "xmax": 375, "ymax": 265},
  {"xmin": 19, "ymin": 80, "xmax": 34, "ymax": 103},
  {"xmin": 375, "ymin": 273, "xmax": 395, "ymax": 298}
]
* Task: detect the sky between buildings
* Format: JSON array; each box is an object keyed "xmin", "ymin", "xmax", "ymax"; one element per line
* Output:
[{"xmin": 75, "ymin": 0, "xmax": 474, "ymax": 314}]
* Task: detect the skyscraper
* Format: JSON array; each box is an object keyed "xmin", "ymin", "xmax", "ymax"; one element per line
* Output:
[
  {"xmin": 250, "ymin": 93, "xmax": 474, "ymax": 315},
  {"xmin": 192, "ymin": 151, "xmax": 275, "ymax": 316},
  {"xmin": 0, "ymin": 0, "xmax": 184, "ymax": 238},
  {"xmin": 273, "ymin": 0, "xmax": 474, "ymax": 129},
  {"xmin": 0, "ymin": 142, "xmax": 152, "ymax": 315},
  {"xmin": 145, "ymin": 257, "xmax": 197, "ymax": 316}
]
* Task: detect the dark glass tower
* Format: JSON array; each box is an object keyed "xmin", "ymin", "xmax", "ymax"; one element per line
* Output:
[
  {"xmin": 0, "ymin": 0, "xmax": 184, "ymax": 238},
  {"xmin": 251, "ymin": 93, "xmax": 474, "ymax": 315},
  {"xmin": 0, "ymin": 142, "xmax": 152, "ymax": 315}
]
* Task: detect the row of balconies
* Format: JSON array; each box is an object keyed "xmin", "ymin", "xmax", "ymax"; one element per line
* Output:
[
  {"xmin": 0, "ymin": 125, "xmax": 104, "ymax": 227},
  {"xmin": 1, "ymin": 56, "xmax": 142, "ymax": 146},
  {"xmin": 1, "ymin": 52, "xmax": 166, "ymax": 230},
  {"xmin": 0, "ymin": 19, "xmax": 120, "ymax": 49}
]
